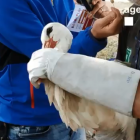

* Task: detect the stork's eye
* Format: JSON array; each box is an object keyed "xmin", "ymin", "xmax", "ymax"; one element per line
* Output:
[{"xmin": 46, "ymin": 26, "xmax": 53, "ymax": 37}]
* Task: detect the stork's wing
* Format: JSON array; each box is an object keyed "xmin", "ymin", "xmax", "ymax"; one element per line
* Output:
[
  {"xmin": 43, "ymin": 80, "xmax": 100, "ymax": 131},
  {"xmin": 43, "ymin": 79, "xmax": 55, "ymax": 106}
]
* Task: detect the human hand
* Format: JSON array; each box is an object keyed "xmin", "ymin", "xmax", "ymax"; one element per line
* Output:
[
  {"xmin": 88, "ymin": 0, "xmax": 113, "ymax": 19},
  {"xmin": 27, "ymin": 48, "xmax": 64, "ymax": 88},
  {"xmin": 91, "ymin": 7, "xmax": 123, "ymax": 39},
  {"xmin": 74, "ymin": 0, "xmax": 113, "ymax": 18}
]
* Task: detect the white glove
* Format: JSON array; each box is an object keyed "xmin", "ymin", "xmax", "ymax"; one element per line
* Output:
[
  {"xmin": 28, "ymin": 49, "xmax": 140, "ymax": 117},
  {"xmin": 27, "ymin": 48, "xmax": 64, "ymax": 88},
  {"xmin": 43, "ymin": 53, "xmax": 140, "ymax": 117}
]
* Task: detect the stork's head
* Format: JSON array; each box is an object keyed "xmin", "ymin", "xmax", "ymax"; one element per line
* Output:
[{"xmin": 41, "ymin": 22, "xmax": 73, "ymax": 53}]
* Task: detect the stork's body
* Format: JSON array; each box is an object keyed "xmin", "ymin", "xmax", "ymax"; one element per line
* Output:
[{"xmin": 40, "ymin": 22, "xmax": 136, "ymax": 140}]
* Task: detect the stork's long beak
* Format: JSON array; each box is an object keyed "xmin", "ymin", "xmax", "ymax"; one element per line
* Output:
[
  {"xmin": 44, "ymin": 38, "xmax": 58, "ymax": 49},
  {"xmin": 37, "ymin": 38, "xmax": 58, "ymax": 85}
]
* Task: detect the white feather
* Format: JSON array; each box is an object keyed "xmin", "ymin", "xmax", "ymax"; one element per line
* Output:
[{"xmin": 41, "ymin": 22, "xmax": 137, "ymax": 140}]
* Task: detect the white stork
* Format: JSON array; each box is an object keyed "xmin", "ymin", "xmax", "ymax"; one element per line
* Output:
[{"xmin": 37, "ymin": 22, "xmax": 136, "ymax": 140}]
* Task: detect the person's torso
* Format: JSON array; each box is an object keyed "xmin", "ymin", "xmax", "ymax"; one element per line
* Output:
[{"xmin": 0, "ymin": 0, "xmax": 78, "ymax": 126}]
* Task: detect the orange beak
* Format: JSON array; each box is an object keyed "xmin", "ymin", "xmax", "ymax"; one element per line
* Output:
[
  {"xmin": 37, "ymin": 38, "xmax": 58, "ymax": 85},
  {"xmin": 44, "ymin": 37, "xmax": 58, "ymax": 49}
]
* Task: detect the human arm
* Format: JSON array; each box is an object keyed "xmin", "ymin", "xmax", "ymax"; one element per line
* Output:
[
  {"xmin": 69, "ymin": 7, "xmax": 123, "ymax": 56},
  {"xmin": 68, "ymin": 7, "xmax": 122, "ymax": 56},
  {"xmin": 133, "ymin": 83, "xmax": 140, "ymax": 118},
  {"xmin": 68, "ymin": 27, "xmax": 107, "ymax": 57},
  {"xmin": 27, "ymin": 48, "xmax": 140, "ymax": 118}
]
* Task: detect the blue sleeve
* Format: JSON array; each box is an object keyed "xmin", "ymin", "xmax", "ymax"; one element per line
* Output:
[
  {"xmin": 68, "ymin": 27, "xmax": 107, "ymax": 57},
  {"xmin": 0, "ymin": 0, "xmax": 43, "ymax": 58}
]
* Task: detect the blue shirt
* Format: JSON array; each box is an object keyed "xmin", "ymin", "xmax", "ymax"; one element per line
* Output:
[{"xmin": 0, "ymin": 0, "xmax": 107, "ymax": 126}]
